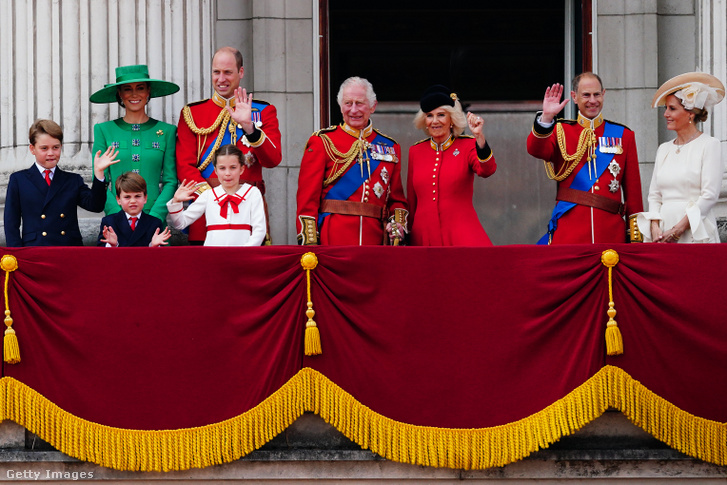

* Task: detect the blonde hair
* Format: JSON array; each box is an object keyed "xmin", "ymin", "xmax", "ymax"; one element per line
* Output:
[{"xmin": 413, "ymin": 99, "xmax": 466, "ymax": 137}]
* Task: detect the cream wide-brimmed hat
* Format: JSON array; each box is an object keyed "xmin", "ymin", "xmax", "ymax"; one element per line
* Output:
[{"xmin": 651, "ymin": 72, "xmax": 725, "ymax": 110}]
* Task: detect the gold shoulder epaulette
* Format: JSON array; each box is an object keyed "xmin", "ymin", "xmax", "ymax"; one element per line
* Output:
[
  {"xmin": 558, "ymin": 118, "xmax": 578, "ymax": 125},
  {"xmin": 412, "ymin": 138, "xmax": 430, "ymax": 146},
  {"xmin": 605, "ymin": 119, "xmax": 632, "ymax": 131},
  {"xmin": 458, "ymin": 134, "xmax": 474, "ymax": 139},
  {"xmin": 373, "ymin": 128, "xmax": 398, "ymax": 145},
  {"xmin": 312, "ymin": 125, "xmax": 337, "ymax": 137},
  {"xmin": 186, "ymin": 99, "xmax": 208, "ymax": 108},
  {"xmin": 252, "ymin": 98, "xmax": 272, "ymax": 106}
]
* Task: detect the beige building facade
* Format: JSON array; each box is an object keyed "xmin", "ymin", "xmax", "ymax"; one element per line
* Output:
[{"xmin": 0, "ymin": 1, "xmax": 725, "ymax": 245}]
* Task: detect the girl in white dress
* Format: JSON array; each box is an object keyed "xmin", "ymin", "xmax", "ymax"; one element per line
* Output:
[
  {"xmin": 638, "ymin": 72, "xmax": 725, "ymax": 243},
  {"xmin": 167, "ymin": 144, "xmax": 266, "ymax": 246}
]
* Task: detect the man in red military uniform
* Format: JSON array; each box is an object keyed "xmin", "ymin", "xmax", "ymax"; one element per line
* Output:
[
  {"xmin": 176, "ymin": 46, "xmax": 282, "ymax": 244},
  {"xmin": 527, "ymin": 72, "xmax": 643, "ymax": 244},
  {"xmin": 296, "ymin": 77, "xmax": 408, "ymax": 245}
]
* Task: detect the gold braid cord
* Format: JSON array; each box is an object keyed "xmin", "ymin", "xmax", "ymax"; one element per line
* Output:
[
  {"xmin": 182, "ymin": 106, "xmax": 232, "ymax": 172},
  {"xmin": 543, "ymin": 123, "xmax": 596, "ymax": 181},
  {"xmin": 601, "ymin": 249, "xmax": 624, "ymax": 355},
  {"xmin": 2, "ymin": 366, "xmax": 724, "ymax": 472},
  {"xmin": 321, "ymin": 135, "xmax": 367, "ymax": 187},
  {"xmin": 301, "ymin": 252, "xmax": 322, "ymax": 356},
  {"xmin": 1, "ymin": 255, "xmax": 19, "ymax": 364}
]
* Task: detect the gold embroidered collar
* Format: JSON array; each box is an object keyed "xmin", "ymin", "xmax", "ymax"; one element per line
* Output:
[
  {"xmin": 577, "ymin": 112, "xmax": 604, "ymax": 130},
  {"xmin": 341, "ymin": 121, "xmax": 373, "ymax": 139},
  {"xmin": 430, "ymin": 135, "xmax": 454, "ymax": 151},
  {"xmin": 212, "ymin": 91, "xmax": 236, "ymax": 109}
]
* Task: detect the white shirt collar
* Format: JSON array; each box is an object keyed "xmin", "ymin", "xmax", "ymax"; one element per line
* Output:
[
  {"xmin": 35, "ymin": 164, "xmax": 55, "ymax": 176},
  {"xmin": 124, "ymin": 212, "xmax": 142, "ymax": 222}
]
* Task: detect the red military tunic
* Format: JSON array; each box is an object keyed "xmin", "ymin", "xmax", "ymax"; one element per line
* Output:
[
  {"xmin": 176, "ymin": 91, "xmax": 282, "ymax": 242},
  {"xmin": 296, "ymin": 122, "xmax": 408, "ymax": 245},
  {"xmin": 407, "ymin": 135, "xmax": 496, "ymax": 246},
  {"xmin": 526, "ymin": 112, "xmax": 643, "ymax": 244}
]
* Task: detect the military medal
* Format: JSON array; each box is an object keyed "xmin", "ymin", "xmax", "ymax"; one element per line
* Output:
[
  {"xmin": 453, "ymin": 148, "xmax": 460, "ymax": 157},
  {"xmin": 380, "ymin": 166, "xmax": 390, "ymax": 184},
  {"xmin": 609, "ymin": 179, "xmax": 620, "ymax": 193},
  {"xmin": 243, "ymin": 152, "xmax": 256, "ymax": 168},
  {"xmin": 599, "ymin": 137, "xmax": 623, "ymax": 154},
  {"xmin": 373, "ymin": 182, "xmax": 384, "ymax": 198},
  {"xmin": 608, "ymin": 160, "xmax": 621, "ymax": 177},
  {"xmin": 370, "ymin": 144, "xmax": 393, "ymax": 162}
]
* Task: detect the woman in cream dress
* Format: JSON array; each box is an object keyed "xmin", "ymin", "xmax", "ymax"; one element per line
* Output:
[{"xmin": 638, "ymin": 72, "xmax": 725, "ymax": 243}]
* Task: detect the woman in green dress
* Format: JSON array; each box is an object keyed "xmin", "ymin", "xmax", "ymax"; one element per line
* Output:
[{"xmin": 90, "ymin": 65, "xmax": 179, "ymax": 222}]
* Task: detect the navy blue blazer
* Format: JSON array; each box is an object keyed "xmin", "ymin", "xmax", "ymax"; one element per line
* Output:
[
  {"xmin": 4, "ymin": 165, "xmax": 107, "ymax": 247},
  {"xmin": 97, "ymin": 211, "xmax": 163, "ymax": 247}
]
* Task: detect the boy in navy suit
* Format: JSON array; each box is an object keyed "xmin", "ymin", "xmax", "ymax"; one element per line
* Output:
[
  {"xmin": 98, "ymin": 172, "xmax": 171, "ymax": 247},
  {"xmin": 4, "ymin": 119, "xmax": 118, "ymax": 246}
]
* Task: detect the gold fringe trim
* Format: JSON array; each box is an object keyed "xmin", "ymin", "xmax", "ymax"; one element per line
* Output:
[
  {"xmin": 306, "ymin": 368, "xmax": 608, "ymax": 469},
  {"xmin": 606, "ymin": 365, "xmax": 727, "ymax": 466},
  {"xmin": 0, "ymin": 375, "xmax": 307, "ymax": 472},
  {"xmin": 1, "ymin": 366, "xmax": 724, "ymax": 471}
]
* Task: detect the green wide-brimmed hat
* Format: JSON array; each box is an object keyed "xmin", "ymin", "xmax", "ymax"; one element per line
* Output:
[{"xmin": 90, "ymin": 64, "xmax": 180, "ymax": 104}]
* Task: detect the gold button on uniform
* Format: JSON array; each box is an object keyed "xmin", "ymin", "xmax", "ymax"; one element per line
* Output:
[
  {"xmin": 594, "ymin": 186, "xmax": 600, "ymax": 191},
  {"xmin": 61, "ymin": 231, "xmax": 65, "ymax": 235},
  {"xmin": 42, "ymin": 232, "xmax": 47, "ymax": 236},
  {"xmin": 60, "ymin": 213, "xmax": 65, "ymax": 218},
  {"xmin": 41, "ymin": 214, "xmax": 46, "ymax": 219}
]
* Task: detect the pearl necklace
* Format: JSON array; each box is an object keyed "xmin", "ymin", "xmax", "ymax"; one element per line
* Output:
[{"xmin": 675, "ymin": 131, "xmax": 701, "ymax": 154}]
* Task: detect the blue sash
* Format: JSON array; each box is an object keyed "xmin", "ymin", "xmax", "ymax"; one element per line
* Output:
[
  {"xmin": 318, "ymin": 133, "xmax": 395, "ymax": 227},
  {"xmin": 537, "ymin": 122, "xmax": 624, "ymax": 244},
  {"xmin": 198, "ymin": 102, "xmax": 267, "ymax": 179}
]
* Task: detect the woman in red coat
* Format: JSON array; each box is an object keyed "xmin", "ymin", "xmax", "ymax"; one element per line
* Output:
[{"xmin": 407, "ymin": 85, "xmax": 497, "ymax": 246}]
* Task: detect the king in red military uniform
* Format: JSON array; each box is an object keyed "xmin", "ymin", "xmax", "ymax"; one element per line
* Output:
[
  {"xmin": 296, "ymin": 77, "xmax": 408, "ymax": 245},
  {"xmin": 527, "ymin": 73, "xmax": 643, "ymax": 244},
  {"xmin": 176, "ymin": 46, "xmax": 282, "ymax": 244}
]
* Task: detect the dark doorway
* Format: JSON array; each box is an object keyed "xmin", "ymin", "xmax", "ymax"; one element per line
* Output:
[{"xmin": 324, "ymin": 1, "xmax": 577, "ymax": 125}]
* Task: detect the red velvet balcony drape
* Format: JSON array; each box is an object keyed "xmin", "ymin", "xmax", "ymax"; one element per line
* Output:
[{"xmin": 0, "ymin": 244, "xmax": 724, "ymax": 470}]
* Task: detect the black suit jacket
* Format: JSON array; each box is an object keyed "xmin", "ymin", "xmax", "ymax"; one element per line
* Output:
[
  {"xmin": 4, "ymin": 165, "xmax": 107, "ymax": 246},
  {"xmin": 97, "ymin": 211, "xmax": 163, "ymax": 247}
]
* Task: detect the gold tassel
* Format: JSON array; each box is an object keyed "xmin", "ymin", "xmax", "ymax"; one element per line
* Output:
[
  {"xmin": 300, "ymin": 252, "xmax": 322, "ymax": 356},
  {"xmin": 1, "ymin": 255, "xmax": 20, "ymax": 364},
  {"xmin": 601, "ymin": 250, "xmax": 623, "ymax": 355},
  {"xmin": 4, "ymin": 324, "xmax": 20, "ymax": 365}
]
